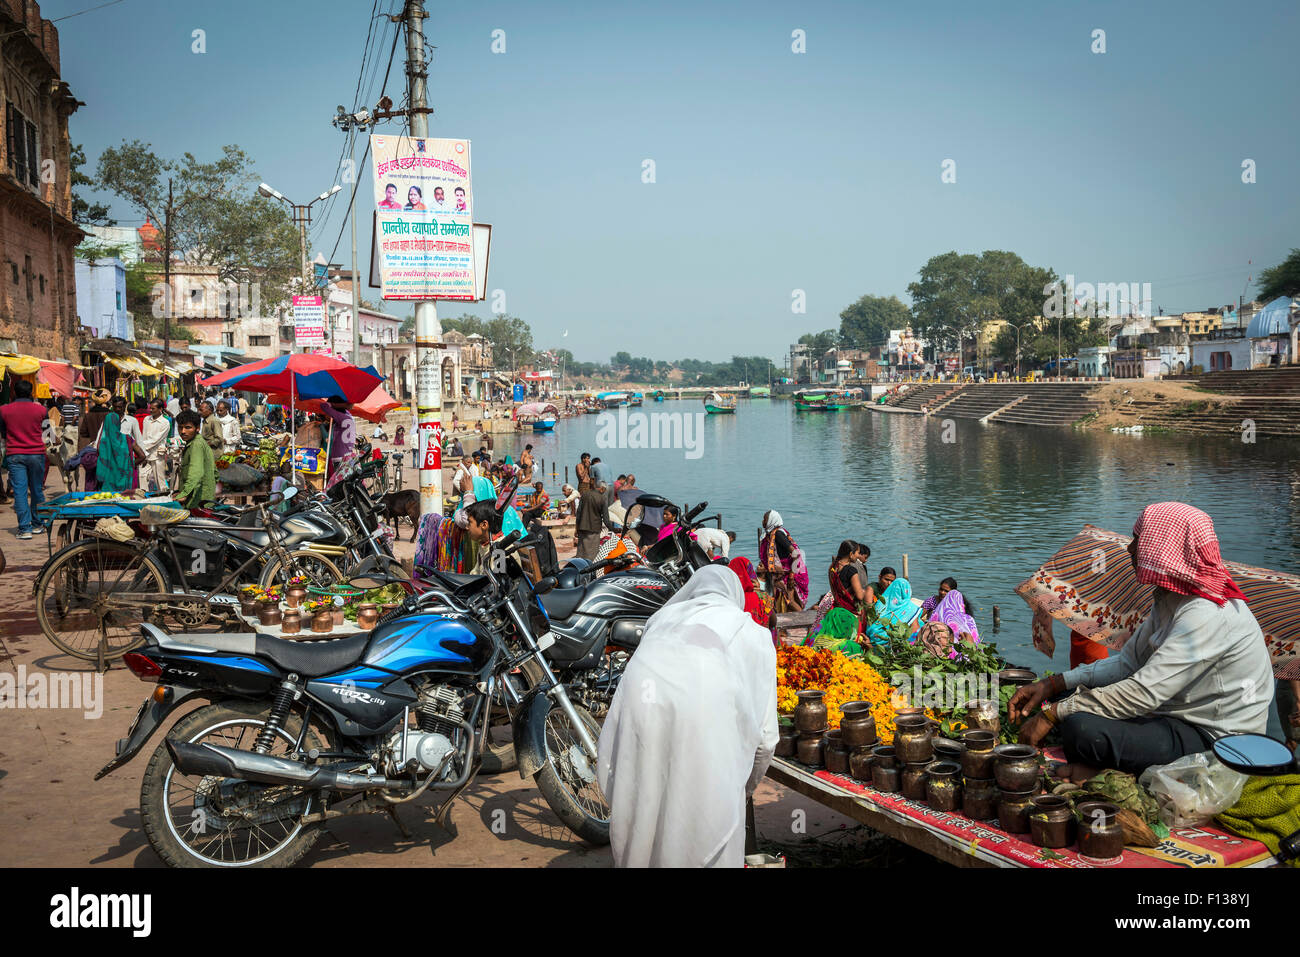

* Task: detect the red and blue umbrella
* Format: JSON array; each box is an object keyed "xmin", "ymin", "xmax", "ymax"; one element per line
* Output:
[{"xmin": 197, "ymin": 353, "xmax": 382, "ymax": 403}]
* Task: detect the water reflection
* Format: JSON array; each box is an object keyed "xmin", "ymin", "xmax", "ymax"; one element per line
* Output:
[{"xmin": 520, "ymin": 400, "xmax": 1300, "ymax": 669}]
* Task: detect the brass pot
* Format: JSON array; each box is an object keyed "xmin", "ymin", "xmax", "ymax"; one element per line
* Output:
[
  {"xmin": 794, "ymin": 690, "xmax": 828, "ymax": 734},
  {"xmin": 993, "ymin": 744, "xmax": 1040, "ymax": 791},
  {"xmin": 870, "ymin": 764, "xmax": 900, "ymax": 793},
  {"xmin": 1028, "ymin": 794, "xmax": 1076, "ymax": 849},
  {"xmin": 775, "ymin": 729, "xmax": 798, "ymax": 759},
  {"xmin": 961, "ymin": 730, "xmax": 997, "ymax": 779},
  {"xmin": 357, "ymin": 602, "xmax": 380, "ymax": 630},
  {"xmin": 965, "ymin": 698, "xmax": 1000, "ymax": 735},
  {"xmin": 924, "ymin": 760, "xmax": 963, "ymax": 811},
  {"xmin": 311, "ymin": 609, "xmax": 334, "ymax": 634},
  {"xmin": 871, "ymin": 744, "xmax": 897, "ymax": 770},
  {"xmin": 962, "ymin": 777, "xmax": 998, "ymax": 821},
  {"xmin": 825, "ymin": 731, "xmax": 851, "ymax": 775},
  {"xmin": 849, "ymin": 748, "xmax": 875, "ymax": 782},
  {"xmin": 1076, "ymin": 801, "xmax": 1125, "ymax": 861},
  {"xmin": 796, "ymin": 732, "xmax": 825, "ymax": 768},
  {"xmin": 839, "ymin": 701, "xmax": 878, "ymax": 749},
  {"xmin": 997, "ymin": 787, "xmax": 1038, "ymax": 834},
  {"xmin": 932, "ymin": 737, "xmax": 965, "ymax": 766},
  {"xmin": 894, "ymin": 714, "xmax": 933, "ymax": 765},
  {"xmin": 257, "ymin": 604, "xmax": 282, "ymax": 628},
  {"xmin": 281, "ymin": 609, "xmax": 302, "ymax": 636},
  {"xmin": 901, "ymin": 762, "xmax": 930, "ymax": 801}
]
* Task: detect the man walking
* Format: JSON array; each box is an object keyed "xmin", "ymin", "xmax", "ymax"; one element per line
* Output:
[
  {"xmin": 575, "ymin": 481, "xmax": 609, "ymax": 561},
  {"xmin": 139, "ymin": 398, "xmax": 174, "ymax": 494},
  {"xmin": 0, "ymin": 380, "xmax": 51, "ymax": 539}
]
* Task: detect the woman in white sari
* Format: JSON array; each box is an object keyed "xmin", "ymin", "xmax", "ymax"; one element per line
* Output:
[{"xmin": 597, "ymin": 565, "xmax": 779, "ymax": 867}]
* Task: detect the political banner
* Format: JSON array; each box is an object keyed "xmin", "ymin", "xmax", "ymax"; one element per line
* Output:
[{"xmin": 371, "ymin": 135, "xmax": 475, "ymax": 301}]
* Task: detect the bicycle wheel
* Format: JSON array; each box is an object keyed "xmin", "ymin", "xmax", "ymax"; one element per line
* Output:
[
  {"xmin": 258, "ymin": 550, "xmax": 344, "ymax": 590},
  {"xmin": 35, "ymin": 539, "xmax": 167, "ymax": 662}
]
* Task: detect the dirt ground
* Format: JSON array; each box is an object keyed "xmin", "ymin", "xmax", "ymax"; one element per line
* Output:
[
  {"xmin": 1078, "ymin": 380, "xmax": 1232, "ymax": 431},
  {"xmin": 0, "ymin": 439, "xmax": 912, "ymax": 869}
]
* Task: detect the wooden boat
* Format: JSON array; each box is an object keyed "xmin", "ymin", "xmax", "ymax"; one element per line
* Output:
[
  {"xmin": 629, "ymin": 392, "xmax": 644, "ymax": 407},
  {"xmin": 794, "ymin": 389, "xmax": 843, "ymax": 411},
  {"xmin": 517, "ymin": 402, "xmax": 559, "ymax": 432},
  {"xmin": 652, "ymin": 390, "xmax": 666, "ymax": 402},
  {"xmin": 749, "ymin": 386, "xmax": 771, "ymax": 398},
  {"xmin": 597, "ymin": 391, "xmax": 629, "ymax": 409},
  {"xmin": 703, "ymin": 391, "xmax": 737, "ymax": 414},
  {"xmin": 836, "ymin": 387, "xmax": 866, "ymax": 408}
]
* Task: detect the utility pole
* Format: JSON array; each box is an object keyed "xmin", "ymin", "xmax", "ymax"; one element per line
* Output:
[
  {"xmin": 163, "ymin": 179, "xmax": 173, "ymax": 361},
  {"xmin": 406, "ymin": 0, "xmax": 443, "ymax": 515}
]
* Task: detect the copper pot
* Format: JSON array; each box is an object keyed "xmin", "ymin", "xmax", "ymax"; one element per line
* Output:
[
  {"xmin": 849, "ymin": 748, "xmax": 875, "ymax": 782},
  {"xmin": 993, "ymin": 744, "xmax": 1040, "ymax": 791},
  {"xmin": 961, "ymin": 730, "xmax": 996, "ymax": 778},
  {"xmin": 285, "ymin": 586, "xmax": 308, "ymax": 609},
  {"xmin": 962, "ymin": 777, "xmax": 998, "ymax": 821},
  {"xmin": 775, "ymin": 729, "xmax": 798, "ymax": 759},
  {"xmin": 1076, "ymin": 801, "xmax": 1125, "ymax": 861},
  {"xmin": 257, "ymin": 604, "xmax": 282, "ymax": 627},
  {"xmin": 997, "ymin": 787, "xmax": 1038, "ymax": 833},
  {"xmin": 825, "ymin": 731, "xmax": 851, "ymax": 775},
  {"xmin": 871, "ymin": 764, "xmax": 900, "ymax": 793},
  {"xmin": 311, "ymin": 609, "xmax": 334, "ymax": 634},
  {"xmin": 966, "ymin": 698, "xmax": 1000, "ymax": 734},
  {"xmin": 933, "ymin": 737, "xmax": 965, "ymax": 766},
  {"xmin": 894, "ymin": 714, "xmax": 933, "ymax": 765},
  {"xmin": 796, "ymin": 732, "xmax": 825, "ymax": 768},
  {"xmin": 357, "ymin": 602, "xmax": 380, "ymax": 630},
  {"xmin": 240, "ymin": 596, "xmax": 261, "ymax": 617},
  {"xmin": 839, "ymin": 701, "xmax": 878, "ymax": 748},
  {"xmin": 281, "ymin": 610, "xmax": 302, "ymax": 636},
  {"xmin": 794, "ymin": 690, "xmax": 828, "ymax": 733},
  {"xmin": 871, "ymin": 744, "xmax": 897, "ymax": 770},
  {"xmin": 924, "ymin": 760, "xmax": 962, "ymax": 811},
  {"xmin": 1028, "ymin": 794, "xmax": 1076, "ymax": 848},
  {"xmin": 901, "ymin": 762, "xmax": 930, "ymax": 801}
]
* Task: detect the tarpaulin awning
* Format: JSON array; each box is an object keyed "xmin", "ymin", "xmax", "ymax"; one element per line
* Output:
[
  {"xmin": 1016, "ymin": 525, "xmax": 1300, "ymax": 678},
  {"xmin": 266, "ymin": 384, "xmax": 401, "ymax": 425},
  {"xmin": 106, "ymin": 356, "xmax": 165, "ymax": 376},
  {"xmin": 516, "ymin": 402, "xmax": 558, "ymax": 417},
  {"xmin": 37, "ymin": 360, "xmax": 80, "ymax": 398},
  {"xmin": 0, "ymin": 353, "xmax": 42, "ymax": 375}
]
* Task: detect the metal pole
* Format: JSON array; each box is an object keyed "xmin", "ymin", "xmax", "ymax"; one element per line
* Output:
[
  {"xmin": 163, "ymin": 179, "xmax": 172, "ymax": 361},
  {"xmin": 407, "ymin": 0, "xmax": 443, "ymax": 517},
  {"xmin": 350, "ymin": 130, "xmax": 361, "ymax": 365}
]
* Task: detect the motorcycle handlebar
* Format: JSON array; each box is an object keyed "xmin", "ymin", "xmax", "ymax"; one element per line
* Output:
[{"xmin": 685, "ymin": 501, "xmax": 707, "ymax": 521}]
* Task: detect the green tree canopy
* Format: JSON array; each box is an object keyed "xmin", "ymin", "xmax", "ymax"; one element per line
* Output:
[
  {"xmin": 71, "ymin": 143, "xmax": 112, "ymax": 226},
  {"xmin": 839, "ymin": 294, "xmax": 911, "ymax": 350},
  {"xmin": 1257, "ymin": 249, "xmax": 1300, "ymax": 301}
]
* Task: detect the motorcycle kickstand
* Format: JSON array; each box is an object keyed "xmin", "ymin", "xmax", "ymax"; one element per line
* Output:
[{"xmin": 387, "ymin": 806, "xmax": 412, "ymax": 840}]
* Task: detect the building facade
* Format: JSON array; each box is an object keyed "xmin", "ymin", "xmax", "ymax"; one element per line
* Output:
[
  {"xmin": 74, "ymin": 256, "xmax": 133, "ymax": 340},
  {"xmin": 0, "ymin": 0, "xmax": 82, "ymax": 360}
]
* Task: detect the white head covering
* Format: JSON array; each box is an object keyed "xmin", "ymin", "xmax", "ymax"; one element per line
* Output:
[
  {"xmin": 762, "ymin": 510, "xmax": 784, "ymax": 533},
  {"xmin": 597, "ymin": 565, "xmax": 778, "ymax": 867}
]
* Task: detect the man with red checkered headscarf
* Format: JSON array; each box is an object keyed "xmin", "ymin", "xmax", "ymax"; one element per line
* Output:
[{"xmin": 1010, "ymin": 503, "xmax": 1274, "ymax": 782}]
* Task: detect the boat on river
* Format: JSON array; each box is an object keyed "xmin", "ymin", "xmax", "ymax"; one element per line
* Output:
[
  {"xmin": 749, "ymin": 386, "xmax": 771, "ymax": 398},
  {"xmin": 516, "ymin": 401, "xmax": 559, "ymax": 432},
  {"xmin": 597, "ymin": 391, "xmax": 629, "ymax": 409},
  {"xmin": 629, "ymin": 392, "xmax": 644, "ymax": 407},
  {"xmin": 793, "ymin": 389, "xmax": 849, "ymax": 411},
  {"xmin": 703, "ymin": 391, "xmax": 737, "ymax": 414},
  {"xmin": 652, "ymin": 390, "xmax": 666, "ymax": 402}
]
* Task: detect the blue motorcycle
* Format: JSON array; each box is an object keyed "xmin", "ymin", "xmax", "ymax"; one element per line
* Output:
[{"xmin": 96, "ymin": 509, "xmax": 610, "ymax": 867}]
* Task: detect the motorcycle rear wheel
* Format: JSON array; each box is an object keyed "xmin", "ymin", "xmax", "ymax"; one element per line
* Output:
[
  {"xmin": 140, "ymin": 701, "xmax": 328, "ymax": 868},
  {"xmin": 258, "ymin": 550, "xmax": 344, "ymax": 590},
  {"xmin": 534, "ymin": 703, "xmax": 610, "ymax": 845}
]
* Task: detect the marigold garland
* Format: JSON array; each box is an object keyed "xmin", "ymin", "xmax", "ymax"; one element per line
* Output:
[{"xmin": 776, "ymin": 646, "xmax": 936, "ymax": 745}]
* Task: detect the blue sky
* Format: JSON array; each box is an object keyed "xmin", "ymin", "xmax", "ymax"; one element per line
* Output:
[{"xmin": 53, "ymin": 0, "xmax": 1300, "ymax": 362}]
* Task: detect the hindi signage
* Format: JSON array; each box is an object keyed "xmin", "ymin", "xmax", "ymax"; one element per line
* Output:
[
  {"xmin": 293, "ymin": 296, "xmax": 326, "ymax": 347},
  {"xmin": 371, "ymin": 135, "xmax": 475, "ymax": 301}
]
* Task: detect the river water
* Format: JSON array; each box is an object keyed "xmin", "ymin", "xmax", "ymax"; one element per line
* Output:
[{"xmin": 509, "ymin": 398, "xmax": 1300, "ymax": 670}]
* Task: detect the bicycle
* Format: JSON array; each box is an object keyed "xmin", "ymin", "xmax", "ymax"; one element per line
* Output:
[{"xmin": 33, "ymin": 488, "xmax": 341, "ymax": 669}]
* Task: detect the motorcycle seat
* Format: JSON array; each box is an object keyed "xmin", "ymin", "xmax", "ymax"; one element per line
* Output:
[
  {"xmin": 254, "ymin": 632, "xmax": 371, "ymax": 678},
  {"xmin": 540, "ymin": 585, "xmax": 586, "ymax": 621},
  {"xmin": 425, "ymin": 569, "xmax": 488, "ymax": 593}
]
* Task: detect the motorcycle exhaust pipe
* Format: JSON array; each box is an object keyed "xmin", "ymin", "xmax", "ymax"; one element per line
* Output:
[{"xmin": 167, "ymin": 739, "xmax": 405, "ymax": 792}]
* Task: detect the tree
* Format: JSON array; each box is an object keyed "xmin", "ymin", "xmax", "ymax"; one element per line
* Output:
[
  {"xmin": 1257, "ymin": 249, "xmax": 1300, "ymax": 301},
  {"xmin": 839, "ymin": 294, "xmax": 911, "ymax": 351},
  {"xmin": 71, "ymin": 144, "xmax": 112, "ymax": 226},
  {"xmin": 484, "ymin": 314, "xmax": 534, "ymax": 371},
  {"xmin": 798, "ymin": 329, "xmax": 838, "ymax": 357},
  {"xmin": 95, "ymin": 141, "xmax": 298, "ymax": 353}
]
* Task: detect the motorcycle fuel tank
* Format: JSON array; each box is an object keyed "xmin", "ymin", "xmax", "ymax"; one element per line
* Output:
[{"xmin": 363, "ymin": 611, "xmax": 496, "ymax": 676}]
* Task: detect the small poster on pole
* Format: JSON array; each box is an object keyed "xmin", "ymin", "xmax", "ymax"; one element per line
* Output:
[{"xmin": 293, "ymin": 296, "xmax": 326, "ymax": 347}]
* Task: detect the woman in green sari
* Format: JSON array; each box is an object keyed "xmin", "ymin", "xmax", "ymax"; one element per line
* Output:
[{"xmin": 95, "ymin": 412, "xmax": 135, "ymax": 493}]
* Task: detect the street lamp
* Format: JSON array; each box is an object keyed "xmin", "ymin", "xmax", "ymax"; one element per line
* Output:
[
  {"xmin": 1008, "ymin": 322, "xmax": 1033, "ymax": 381},
  {"xmin": 258, "ymin": 182, "xmax": 342, "ymax": 289}
]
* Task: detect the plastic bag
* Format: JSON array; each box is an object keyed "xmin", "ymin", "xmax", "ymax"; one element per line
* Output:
[{"xmin": 1138, "ymin": 752, "xmax": 1248, "ymax": 827}]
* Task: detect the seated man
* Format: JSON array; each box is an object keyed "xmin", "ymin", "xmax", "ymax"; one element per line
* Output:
[{"xmin": 1011, "ymin": 503, "xmax": 1273, "ymax": 782}]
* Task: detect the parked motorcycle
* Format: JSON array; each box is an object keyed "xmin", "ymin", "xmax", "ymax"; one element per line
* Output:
[{"xmin": 97, "ymin": 527, "xmax": 610, "ymax": 867}]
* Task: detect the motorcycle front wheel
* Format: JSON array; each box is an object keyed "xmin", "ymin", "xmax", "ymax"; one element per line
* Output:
[{"xmin": 534, "ymin": 703, "xmax": 610, "ymax": 845}]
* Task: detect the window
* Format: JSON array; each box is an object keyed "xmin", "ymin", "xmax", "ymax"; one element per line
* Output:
[
  {"xmin": 39, "ymin": 274, "xmax": 45, "ymax": 294},
  {"xmin": 249, "ymin": 335, "xmax": 271, "ymax": 347},
  {"xmin": 222, "ymin": 332, "xmax": 235, "ymax": 347},
  {"xmin": 9, "ymin": 263, "xmax": 16, "ymax": 284},
  {"xmin": 5, "ymin": 102, "xmax": 38, "ymax": 188},
  {"xmin": 24, "ymin": 255, "xmax": 32, "ymax": 301},
  {"xmin": 116, "ymin": 291, "xmax": 122, "ymax": 310}
]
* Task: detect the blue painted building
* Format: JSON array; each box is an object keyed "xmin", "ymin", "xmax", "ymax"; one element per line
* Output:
[{"xmin": 74, "ymin": 257, "xmax": 134, "ymax": 341}]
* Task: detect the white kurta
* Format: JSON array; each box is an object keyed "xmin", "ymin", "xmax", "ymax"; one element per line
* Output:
[{"xmin": 597, "ymin": 566, "xmax": 779, "ymax": 867}]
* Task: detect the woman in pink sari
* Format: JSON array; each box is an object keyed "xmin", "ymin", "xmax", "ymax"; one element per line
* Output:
[{"xmin": 758, "ymin": 510, "xmax": 809, "ymax": 611}]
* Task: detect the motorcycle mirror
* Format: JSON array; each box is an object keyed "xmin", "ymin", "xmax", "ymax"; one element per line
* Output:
[
  {"xmin": 281, "ymin": 485, "xmax": 298, "ymax": 501},
  {"xmin": 1212, "ymin": 733, "xmax": 1296, "ymax": 776},
  {"xmin": 347, "ymin": 576, "xmax": 389, "ymax": 591},
  {"xmin": 534, "ymin": 576, "xmax": 558, "ymax": 594},
  {"xmin": 686, "ymin": 501, "xmax": 707, "ymax": 521}
]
